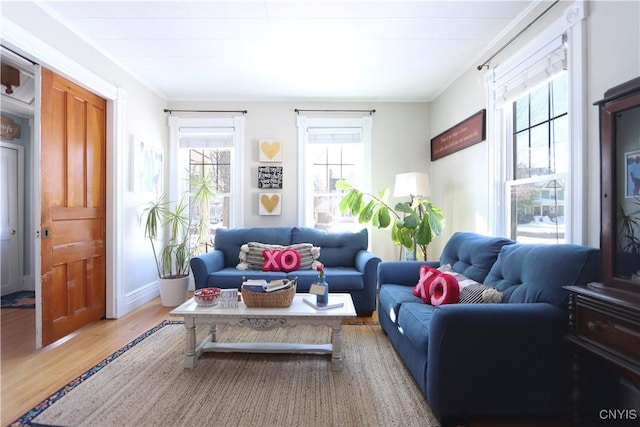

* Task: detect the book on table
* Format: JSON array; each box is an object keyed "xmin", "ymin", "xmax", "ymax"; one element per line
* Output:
[{"xmin": 303, "ymin": 295, "xmax": 345, "ymax": 310}]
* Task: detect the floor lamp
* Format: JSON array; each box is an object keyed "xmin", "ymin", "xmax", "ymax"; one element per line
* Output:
[{"xmin": 392, "ymin": 172, "xmax": 431, "ymax": 261}]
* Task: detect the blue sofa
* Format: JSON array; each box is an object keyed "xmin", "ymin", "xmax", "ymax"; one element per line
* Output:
[
  {"xmin": 377, "ymin": 231, "xmax": 600, "ymax": 425},
  {"xmin": 190, "ymin": 227, "xmax": 381, "ymax": 316}
]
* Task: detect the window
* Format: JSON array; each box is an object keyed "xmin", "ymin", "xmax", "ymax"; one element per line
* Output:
[
  {"xmin": 507, "ymin": 73, "xmax": 568, "ymax": 242},
  {"xmin": 297, "ymin": 116, "xmax": 372, "ymax": 230},
  {"xmin": 168, "ymin": 116, "xmax": 245, "ymax": 246},
  {"xmin": 487, "ymin": 2, "xmax": 586, "ymax": 244}
]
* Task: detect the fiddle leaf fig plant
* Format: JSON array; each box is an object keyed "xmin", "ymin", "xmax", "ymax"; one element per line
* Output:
[{"xmin": 336, "ymin": 180, "xmax": 445, "ymax": 260}]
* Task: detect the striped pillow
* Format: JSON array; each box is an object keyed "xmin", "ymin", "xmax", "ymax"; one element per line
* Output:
[
  {"xmin": 459, "ymin": 283, "xmax": 503, "ymax": 304},
  {"xmin": 237, "ymin": 242, "xmax": 320, "ymax": 270}
]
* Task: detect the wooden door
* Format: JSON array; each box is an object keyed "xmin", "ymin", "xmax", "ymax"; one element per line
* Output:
[{"xmin": 40, "ymin": 68, "xmax": 106, "ymax": 346}]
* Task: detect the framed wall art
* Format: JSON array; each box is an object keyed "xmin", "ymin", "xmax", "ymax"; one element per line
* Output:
[
  {"xmin": 259, "ymin": 139, "xmax": 282, "ymax": 162},
  {"xmin": 626, "ymin": 150, "xmax": 640, "ymax": 198},
  {"xmin": 131, "ymin": 136, "xmax": 163, "ymax": 195},
  {"xmin": 259, "ymin": 193, "xmax": 282, "ymax": 215},
  {"xmin": 258, "ymin": 166, "xmax": 283, "ymax": 189}
]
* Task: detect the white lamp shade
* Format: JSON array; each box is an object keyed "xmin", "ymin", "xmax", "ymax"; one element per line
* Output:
[{"xmin": 393, "ymin": 172, "xmax": 431, "ymax": 198}]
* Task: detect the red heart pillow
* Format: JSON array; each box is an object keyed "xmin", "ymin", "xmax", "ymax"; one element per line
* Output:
[{"xmin": 429, "ymin": 273, "xmax": 460, "ymax": 306}]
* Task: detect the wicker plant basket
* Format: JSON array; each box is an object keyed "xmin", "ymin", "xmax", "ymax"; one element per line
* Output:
[{"xmin": 242, "ymin": 280, "xmax": 296, "ymax": 308}]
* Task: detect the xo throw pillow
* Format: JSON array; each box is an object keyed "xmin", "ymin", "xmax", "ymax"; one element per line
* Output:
[{"xmin": 262, "ymin": 248, "xmax": 301, "ymax": 272}]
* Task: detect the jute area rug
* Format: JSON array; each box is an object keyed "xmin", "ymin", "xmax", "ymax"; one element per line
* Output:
[{"xmin": 20, "ymin": 321, "xmax": 440, "ymax": 427}]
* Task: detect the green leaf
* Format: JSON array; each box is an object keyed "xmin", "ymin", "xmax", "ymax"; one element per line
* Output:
[
  {"xmin": 359, "ymin": 200, "xmax": 376, "ymax": 223},
  {"xmin": 377, "ymin": 207, "xmax": 391, "ymax": 228},
  {"xmin": 394, "ymin": 202, "xmax": 413, "ymax": 214},
  {"xmin": 335, "ymin": 180, "xmax": 353, "ymax": 191}
]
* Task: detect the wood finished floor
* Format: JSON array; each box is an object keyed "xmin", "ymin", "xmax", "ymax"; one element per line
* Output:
[{"xmin": 1, "ymin": 297, "xmax": 565, "ymax": 427}]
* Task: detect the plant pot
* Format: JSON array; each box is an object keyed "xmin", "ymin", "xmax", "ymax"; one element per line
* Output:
[{"xmin": 158, "ymin": 276, "xmax": 189, "ymax": 307}]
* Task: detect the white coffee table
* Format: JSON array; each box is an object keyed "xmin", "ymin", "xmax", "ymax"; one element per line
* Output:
[{"xmin": 169, "ymin": 293, "xmax": 357, "ymax": 370}]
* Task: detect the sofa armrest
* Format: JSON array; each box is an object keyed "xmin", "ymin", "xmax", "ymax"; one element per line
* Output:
[
  {"xmin": 426, "ymin": 303, "xmax": 571, "ymax": 421},
  {"xmin": 190, "ymin": 250, "xmax": 225, "ymax": 289},
  {"xmin": 354, "ymin": 250, "xmax": 381, "ymax": 311},
  {"xmin": 377, "ymin": 261, "xmax": 439, "ymax": 287}
]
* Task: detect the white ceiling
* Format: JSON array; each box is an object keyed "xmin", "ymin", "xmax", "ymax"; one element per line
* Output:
[{"xmin": 34, "ymin": 0, "xmax": 538, "ymax": 102}]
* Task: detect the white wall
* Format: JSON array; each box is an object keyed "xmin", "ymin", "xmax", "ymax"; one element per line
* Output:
[
  {"xmin": 167, "ymin": 100, "xmax": 430, "ymax": 262},
  {"xmin": 428, "ymin": 0, "xmax": 640, "ymax": 257}
]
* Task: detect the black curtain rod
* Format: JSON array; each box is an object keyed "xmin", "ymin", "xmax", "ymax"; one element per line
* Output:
[
  {"xmin": 294, "ymin": 109, "xmax": 376, "ymax": 115},
  {"xmin": 477, "ymin": 0, "xmax": 559, "ymax": 71},
  {"xmin": 163, "ymin": 109, "xmax": 247, "ymax": 114}
]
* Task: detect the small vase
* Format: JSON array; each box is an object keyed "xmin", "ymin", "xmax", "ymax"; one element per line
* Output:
[{"xmin": 316, "ymin": 276, "xmax": 329, "ymax": 306}]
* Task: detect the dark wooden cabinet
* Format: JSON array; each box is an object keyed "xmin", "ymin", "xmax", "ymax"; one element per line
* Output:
[{"xmin": 565, "ymin": 77, "xmax": 640, "ymax": 425}]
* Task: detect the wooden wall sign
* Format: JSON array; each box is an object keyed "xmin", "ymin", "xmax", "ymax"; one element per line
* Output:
[
  {"xmin": 430, "ymin": 109, "xmax": 486, "ymax": 161},
  {"xmin": 1, "ymin": 114, "xmax": 22, "ymax": 140}
]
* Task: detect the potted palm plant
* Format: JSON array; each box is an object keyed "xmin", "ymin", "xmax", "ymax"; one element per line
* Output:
[
  {"xmin": 143, "ymin": 196, "xmax": 191, "ymax": 306},
  {"xmin": 143, "ymin": 170, "xmax": 219, "ymax": 306},
  {"xmin": 336, "ymin": 180, "xmax": 445, "ymax": 261}
]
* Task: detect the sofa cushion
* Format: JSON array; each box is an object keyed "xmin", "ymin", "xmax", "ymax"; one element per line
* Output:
[
  {"xmin": 379, "ymin": 284, "xmax": 423, "ymax": 324},
  {"xmin": 483, "ymin": 243, "xmax": 600, "ymax": 308},
  {"xmin": 288, "ymin": 267, "xmax": 364, "ymax": 292},
  {"xmin": 237, "ymin": 242, "xmax": 319, "ymax": 270},
  {"xmin": 439, "ymin": 232, "xmax": 515, "ymax": 283},
  {"xmin": 398, "ymin": 302, "xmax": 437, "ymax": 353},
  {"xmin": 291, "ymin": 227, "xmax": 368, "ymax": 267},
  {"xmin": 215, "ymin": 227, "xmax": 293, "ymax": 268}
]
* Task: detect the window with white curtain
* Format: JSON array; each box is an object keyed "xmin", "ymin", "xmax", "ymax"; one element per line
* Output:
[
  {"xmin": 297, "ymin": 116, "xmax": 372, "ymax": 230},
  {"xmin": 168, "ymin": 116, "xmax": 245, "ymax": 240},
  {"xmin": 487, "ymin": 2, "xmax": 586, "ymax": 243}
]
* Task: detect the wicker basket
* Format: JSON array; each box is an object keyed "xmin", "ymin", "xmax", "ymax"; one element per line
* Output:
[{"xmin": 241, "ymin": 280, "xmax": 296, "ymax": 308}]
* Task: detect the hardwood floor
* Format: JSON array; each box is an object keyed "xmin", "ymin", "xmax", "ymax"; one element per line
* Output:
[{"xmin": 1, "ymin": 297, "xmax": 174, "ymax": 425}]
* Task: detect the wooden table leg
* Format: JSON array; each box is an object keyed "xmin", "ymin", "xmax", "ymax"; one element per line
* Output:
[
  {"xmin": 331, "ymin": 323, "xmax": 344, "ymax": 371},
  {"xmin": 183, "ymin": 316, "xmax": 198, "ymax": 368}
]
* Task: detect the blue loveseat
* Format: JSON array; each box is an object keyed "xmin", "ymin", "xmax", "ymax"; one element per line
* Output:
[
  {"xmin": 377, "ymin": 232, "xmax": 601, "ymax": 425},
  {"xmin": 190, "ymin": 227, "xmax": 381, "ymax": 316}
]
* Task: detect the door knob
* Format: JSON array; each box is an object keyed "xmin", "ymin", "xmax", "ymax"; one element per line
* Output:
[{"xmin": 10, "ymin": 229, "xmax": 16, "ymax": 235}]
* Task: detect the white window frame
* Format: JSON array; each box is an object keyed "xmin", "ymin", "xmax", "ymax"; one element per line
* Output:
[
  {"xmin": 168, "ymin": 116, "xmax": 245, "ymax": 228},
  {"xmin": 296, "ymin": 115, "xmax": 373, "ymax": 227},
  {"xmin": 486, "ymin": 0, "xmax": 587, "ymax": 243}
]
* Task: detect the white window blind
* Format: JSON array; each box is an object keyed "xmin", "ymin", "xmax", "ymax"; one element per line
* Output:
[
  {"xmin": 493, "ymin": 34, "xmax": 567, "ymax": 107},
  {"xmin": 179, "ymin": 127, "xmax": 235, "ymax": 148},
  {"xmin": 307, "ymin": 127, "xmax": 362, "ymax": 144}
]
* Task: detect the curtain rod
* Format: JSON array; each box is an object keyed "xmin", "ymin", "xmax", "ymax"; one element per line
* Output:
[
  {"xmin": 294, "ymin": 109, "xmax": 375, "ymax": 115},
  {"xmin": 476, "ymin": 0, "xmax": 559, "ymax": 71},
  {"xmin": 163, "ymin": 109, "xmax": 247, "ymax": 114}
]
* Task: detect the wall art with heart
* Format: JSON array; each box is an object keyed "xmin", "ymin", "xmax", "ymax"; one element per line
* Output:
[
  {"xmin": 259, "ymin": 193, "xmax": 282, "ymax": 215},
  {"xmin": 259, "ymin": 139, "xmax": 282, "ymax": 162}
]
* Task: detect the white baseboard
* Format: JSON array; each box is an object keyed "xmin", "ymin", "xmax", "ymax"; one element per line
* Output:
[{"xmin": 116, "ymin": 281, "xmax": 160, "ymax": 319}]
